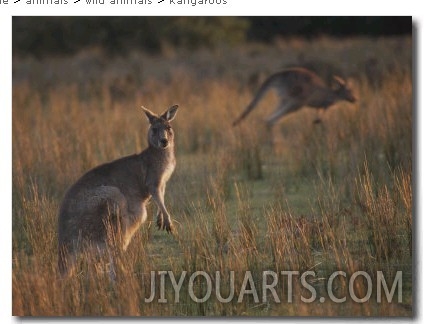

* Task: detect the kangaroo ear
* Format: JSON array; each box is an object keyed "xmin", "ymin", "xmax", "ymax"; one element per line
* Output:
[
  {"xmin": 141, "ymin": 106, "xmax": 158, "ymax": 124},
  {"xmin": 346, "ymin": 77, "xmax": 355, "ymax": 88},
  {"xmin": 332, "ymin": 76, "xmax": 346, "ymax": 87},
  {"xmin": 161, "ymin": 105, "xmax": 179, "ymax": 122}
]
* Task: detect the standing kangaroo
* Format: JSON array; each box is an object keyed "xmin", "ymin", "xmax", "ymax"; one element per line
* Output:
[
  {"xmin": 58, "ymin": 105, "xmax": 179, "ymax": 278},
  {"xmin": 232, "ymin": 67, "xmax": 356, "ymax": 128}
]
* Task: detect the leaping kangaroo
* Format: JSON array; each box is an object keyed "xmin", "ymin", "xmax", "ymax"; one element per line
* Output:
[{"xmin": 232, "ymin": 67, "xmax": 356, "ymax": 128}]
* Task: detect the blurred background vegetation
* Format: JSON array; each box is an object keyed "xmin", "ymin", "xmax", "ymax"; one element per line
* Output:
[{"xmin": 12, "ymin": 16, "xmax": 411, "ymax": 57}]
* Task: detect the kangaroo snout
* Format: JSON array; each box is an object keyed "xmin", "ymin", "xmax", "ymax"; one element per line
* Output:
[
  {"xmin": 160, "ymin": 138, "xmax": 169, "ymax": 148},
  {"xmin": 348, "ymin": 94, "xmax": 357, "ymax": 103}
]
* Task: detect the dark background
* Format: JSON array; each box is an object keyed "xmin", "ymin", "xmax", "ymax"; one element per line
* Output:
[{"xmin": 12, "ymin": 16, "xmax": 412, "ymax": 57}]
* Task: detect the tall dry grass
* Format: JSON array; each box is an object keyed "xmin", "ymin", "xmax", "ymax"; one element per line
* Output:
[{"xmin": 12, "ymin": 36, "xmax": 412, "ymax": 316}]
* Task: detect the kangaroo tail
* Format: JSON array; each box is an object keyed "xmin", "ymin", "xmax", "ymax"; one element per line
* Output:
[{"xmin": 232, "ymin": 75, "xmax": 276, "ymax": 127}]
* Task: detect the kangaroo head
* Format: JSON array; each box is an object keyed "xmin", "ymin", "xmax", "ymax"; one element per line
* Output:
[
  {"xmin": 142, "ymin": 105, "xmax": 179, "ymax": 149},
  {"xmin": 332, "ymin": 76, "xmax": 357, "ymax": 104}
]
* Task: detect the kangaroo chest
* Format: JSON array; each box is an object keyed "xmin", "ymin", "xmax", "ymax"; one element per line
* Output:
[
  {"xmin": 142, "ymin": 152, "xmax": 176, "ymax": 187},
  {"xmin": 159, "ymin": 159, "xmax": 176, "ymax": 182}
]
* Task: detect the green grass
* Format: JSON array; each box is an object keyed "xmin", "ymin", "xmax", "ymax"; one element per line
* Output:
[{"xmin": 12, "ymin": 35, "xmax": 412, "ymax": 316}]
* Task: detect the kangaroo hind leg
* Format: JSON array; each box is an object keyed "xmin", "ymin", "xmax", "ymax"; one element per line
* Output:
[{"xmin": 266, "ymin": 100, "xmax": 301, "ymax": 129}]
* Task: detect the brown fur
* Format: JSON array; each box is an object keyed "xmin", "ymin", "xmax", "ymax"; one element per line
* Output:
[
  {"xmin": 232, "ymin": 67, "xmax": 356, "ymax": 128},
  {"xmin": 58, "ymin": 105, "xmax": 179, "ymax": 278}
]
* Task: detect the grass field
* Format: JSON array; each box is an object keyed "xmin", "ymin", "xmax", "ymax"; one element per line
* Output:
[{"xmin": 12, "ymin": 36, "xmax": 412, "ymax": 316}]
